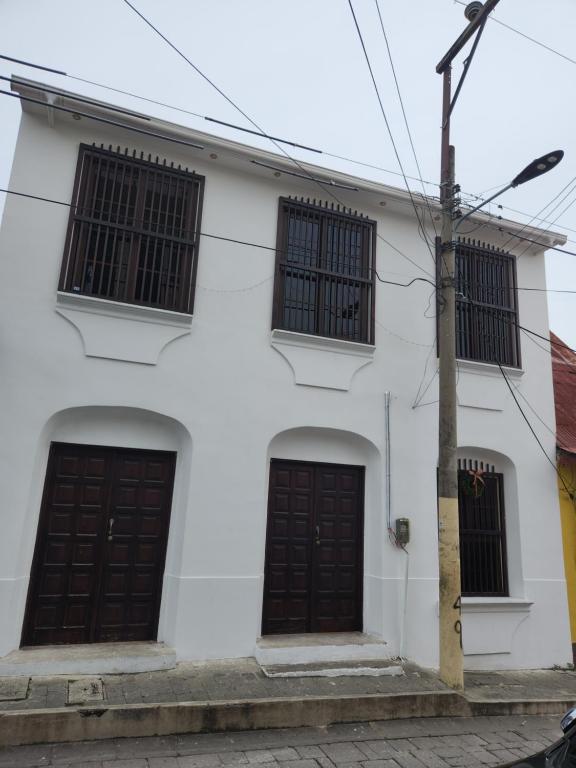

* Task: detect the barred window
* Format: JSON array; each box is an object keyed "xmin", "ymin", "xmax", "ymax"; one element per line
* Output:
[
  {"xmin": 455, "ymin": 239, "xmax": 520, "ymax": 367},
  {"xmin": 59, "ymin": 144, "xmax": 204, "ymax": 314},
  {"xmin": 272, "ymin": 198, "xmax": 376, "ymax": 344},
  {"xmin": 458, "ymin": 459, "xmax": 509, "ymax": 597}
]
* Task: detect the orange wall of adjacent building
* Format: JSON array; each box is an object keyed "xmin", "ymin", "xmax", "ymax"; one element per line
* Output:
[{"xmin": 559, "ymin": 458, "xmax": 576, "ymax": 651}]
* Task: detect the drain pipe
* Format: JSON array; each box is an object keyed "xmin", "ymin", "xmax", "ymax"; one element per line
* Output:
[
  {"xmin": 384, "ymin": 392, "xmax": 410, "ymax": 659},
  {"xmin": 384, "ymin": 392, "xmax": 392, "ymax": 534}
]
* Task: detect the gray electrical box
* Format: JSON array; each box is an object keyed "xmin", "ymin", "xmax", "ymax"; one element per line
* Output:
[{"xmin": 395, "ymin": 517, "xmax": 410, "ymax": 545}]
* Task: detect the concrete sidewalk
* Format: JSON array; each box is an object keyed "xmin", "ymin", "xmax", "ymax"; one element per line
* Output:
[{"xmin": 1, "ymin": 660, "xmax": 575, "ymax": 747}]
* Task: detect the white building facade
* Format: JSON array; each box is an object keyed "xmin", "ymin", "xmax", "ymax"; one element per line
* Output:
[{"xmin": 0, "ymin": 78, "xmax": 571, "ymax": 672}]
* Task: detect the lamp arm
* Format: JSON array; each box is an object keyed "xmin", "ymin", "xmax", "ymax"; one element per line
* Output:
[{"xmin": 455, "ymin": 183, "xmax": 513, "ymax": 232}]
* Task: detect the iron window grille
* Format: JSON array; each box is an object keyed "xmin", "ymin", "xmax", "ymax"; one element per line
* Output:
[
  {"xmin": 458, "ymin": 458, "xmax": 509, "ymax": 597},
  {"xmin": 455, "ymin": 239, "xmax": 521, "ymax": 367},
  {"xmin": 59, "ymin": 144, "xmax": 205, "ymax": 314},
  {"xmin": 272, "ymin": 197, "xmax": 376, "ymax": 344}
]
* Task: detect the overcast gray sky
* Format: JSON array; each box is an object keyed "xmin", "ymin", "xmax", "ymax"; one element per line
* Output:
[{"xmin": 1, "ymin": 0, "xmax": 575, "ymax": 346}]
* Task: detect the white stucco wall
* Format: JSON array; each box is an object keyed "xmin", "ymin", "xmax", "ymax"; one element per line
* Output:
[{"xmin": 0, "ymin": 102, "xmax": 570, "ymax": 670}]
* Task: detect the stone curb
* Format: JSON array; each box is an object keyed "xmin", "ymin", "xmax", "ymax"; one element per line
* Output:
[{"xmin": 0, "ymin": 691, "xmax": 573, "ymax": 748}]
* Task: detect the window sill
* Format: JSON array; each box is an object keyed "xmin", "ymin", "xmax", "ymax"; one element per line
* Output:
[
  {"xmin": 455, "ymin": 358, "xmax": 524, "ymax": 378},
  {"xmin": 270, "ymin": 329, "xmax": 375, "ymax": 391},
  {"xmin": 461, "ymin": 597, "xmax": 532, "ymax": 657},
  {"xmin": 56, "ymin": 292, "xmax": 193, "ymax": 327},
  {"xmin": 55, "ymin": 291, "xmax": 192, "ymax": 365},
  {"xmin": 461, "ymin": 597, "xmax": 533, "ymax": 613},
  {"xmin": 450, "ymin": 358, "xmax": 524, "ymax": 412}
]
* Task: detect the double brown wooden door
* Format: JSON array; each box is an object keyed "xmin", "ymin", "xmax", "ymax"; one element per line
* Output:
[
  {"xmin": 262, "ymin": 460, "xmax": 364, "ymax": 635},
  {"xmin": 23, "ymin": 443, "xmax": 175, "ymax": 646}
]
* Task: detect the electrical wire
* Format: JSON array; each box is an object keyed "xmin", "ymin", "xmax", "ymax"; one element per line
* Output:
[
  {"xmin": 499, "ymin": 229, "xmax": 576, "ymax": 260},
  {"xmin": 499, "ymin": 175, "xmax": 576, "ymax": 251},
  {"xmin": 459, "ymin": 293, "xmax": 576, "ymax": 355},
  {"xmin": 514, "ymin": 185, "xmax": 576, "ymax": 260},
  {"xmin": 373, "ymin": 0, "xmax": 438, "ymax": 239},
  {"xmin": 117, "ymin": 2, "xmax": 436, "ymax": 280},
  {"xmin": 521, "ymin": 328, "xmax": 576, "ymax": 374},
  {"xmin": 7, "ymin": 184, "xmax": 573, "ymax": 310},
  {"xmin": 375, "ymin": 320, "xmax": 434, "ymax": 349},
  {"xmin": 412, "ymin": 343, "xmax": 438, "ymax": 408},
  {"xmin": 498, "ymin": 362, "xmax": 574, "ymax": 496},
  {"xmin": 7, "ymin": 49, "xmax": 576, "ymax": 251},
  {"xmin": 0, "ymin": 186, "xmax": 436, "ymax": 290},
  {"xmin": 0, "ymin": 88, "xmax": 205, "ymax": 150},
  {"xmin": 346, "ymin": 0, "xmax": 437, "ymax": 264},
  {"xmin": 0, "ymin": 52, "xmax": 445, "ymax": 190},
  {"xmin": 493, "ymin": 204, "xmax": 576, "ymax": 244},
  {"xmin": 453, "ymin": 0, "xmax": 576, "ymax": 67}
]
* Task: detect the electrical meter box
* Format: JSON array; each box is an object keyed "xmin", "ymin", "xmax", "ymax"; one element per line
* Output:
[{"xmin": 395, "ymin": 517, "xmax": 410, "ymax": 545}]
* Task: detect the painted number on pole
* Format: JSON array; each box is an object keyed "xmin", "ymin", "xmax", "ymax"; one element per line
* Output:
[{"xmin": 454, "ymin": 619, "xmax": 463, "ymax": 649}]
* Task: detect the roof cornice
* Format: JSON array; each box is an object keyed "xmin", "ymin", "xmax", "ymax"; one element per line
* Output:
[{"xmin": 9, "ymin": 76, "xmax": 567, "ymax": 248}]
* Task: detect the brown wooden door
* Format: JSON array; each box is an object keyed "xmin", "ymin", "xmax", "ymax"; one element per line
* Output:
[
  {"xmin": 22, "ymin": 443, "xmax": 175, "ymax": 646},
  {"xmin": 262, "ymin": 460, "xmax": 364, "ymax": 635}
]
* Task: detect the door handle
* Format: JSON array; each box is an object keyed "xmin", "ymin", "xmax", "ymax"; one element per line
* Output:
[
  {"xmin": 107, "ymin": 517, "xmax": 115, "ymax": 541},
  {"xmin": 315, "ymin": 525, "xmax": 320, "ymax": 545}
]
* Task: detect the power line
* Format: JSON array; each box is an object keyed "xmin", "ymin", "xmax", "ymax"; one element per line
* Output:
[
  {"xmin": 490, "ymin": 204, "xmax": 576, "ymax": 244},
  {"xmin": 9, "ymin": 182, "xmax": 576, "ymax": 298},
  {"xmin": 499, "ymin": 229, "xmax": 576, "ymax": 260},
  {"xmin": 498, "ymin": 362, "xmax": 574, "ymax": 497},
  {"xmin": 373, "ymin": 0, "xmax": 438, "ymax": 239},
  {"xmin": 116, "ymin": 2, "xmax": 367, "ymax": 204},
  {"xmin": 519, "ymin": 325, "xmax": 576, "ymax": 356},
  {"xmin": 520, "ymin": 328, "xmax": 576, "ymax": 373},
  {"xmin": 499, "ymin": 175, "xmax": 576, "ymax": 252},
  {"xmin": 346, "ymin": 0, "xmax": 437, "ymax": 264},
  {"xmin": 117, "ymin": 2, "xmax": 435, "ymax": 280},
  {"xmin": 0, "ymin": 52, "xmax": 445, "ymax": 191},
  {"xmin": 460, "ymin": 294, "xmax": 576, "ymax": 355},
  {"xmin": 7, "ymin": 48, "xmax": 576, "ymax": 252},
  {"xmin": 453, "ymin": 0, "xmax": 576, "ymax": 67},
  {"xmin": 0, "ymin": 88, "xmax": 205, "ymax": 150},
  {"xmin": 514, "ymin": 183, "xmax": 576, "ymax": 259},
  {"xmin": 0, "ymin": 186, "xmax": 437, "ymax": 290}
]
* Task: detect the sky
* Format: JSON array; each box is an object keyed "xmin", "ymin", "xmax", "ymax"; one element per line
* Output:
[{"xmin": 1, "ymin": 0, "xmax": 575, "ymax": 347}]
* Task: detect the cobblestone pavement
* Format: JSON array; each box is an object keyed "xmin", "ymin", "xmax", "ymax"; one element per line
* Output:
[
  {"xmin": 1, "ymin": 660, "xmax": 576, "ymax": 712},
  {"xmin": 0, "ymin": 714, "xmax": 565, "ymax": 768}
]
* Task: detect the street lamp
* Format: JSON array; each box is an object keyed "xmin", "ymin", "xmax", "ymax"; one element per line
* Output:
[
  {"xmin": 456, "ymin": 150, "xmax": 564, "ymax": 230},
  {"xmin": 435, "ymin": 0, "xmax": 564, "ymax": 692}
]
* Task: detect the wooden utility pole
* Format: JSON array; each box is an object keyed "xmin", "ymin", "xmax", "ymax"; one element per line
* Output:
[{"xmin": 436, "ymin": 0, "xmax": 501, "ymax": 690}]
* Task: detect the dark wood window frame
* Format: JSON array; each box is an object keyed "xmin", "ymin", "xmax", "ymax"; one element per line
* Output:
[
  {"xmin": 458, "ymin": 459, "xmax": 509, "ymax": 597},
  {"xmin": 272, "ymin": 197, "xmax": 376, "ymax": 344},
  {"xmin": 59, "ymin": 144, "xmax": 205, "ymax": 314},
  {"xmin": 436, "ymin": 238, "xmax": 521, "ymax": 367},
  {"xmin": 455, "ymin": 238, "xmax": 521, "ymax": 367}
]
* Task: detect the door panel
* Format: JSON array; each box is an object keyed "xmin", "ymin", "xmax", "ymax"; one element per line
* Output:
[
  {"xmin": 263, "ymin": 463, "xmax": 314, "ymax": 635},
  {"xmin": 96, "ymin": 450, "xmax": 173, "ymax": 642},
  {"xmin": 313, "ymin": 466, "xmax": 362, "ymax": 632},
  {"xmin": 23, "ymin": 443, "xmax": 175, "ymax": 646},
  {"xmin": 262, "ymin": 461, "xmax": 363, "ymax": 635}
]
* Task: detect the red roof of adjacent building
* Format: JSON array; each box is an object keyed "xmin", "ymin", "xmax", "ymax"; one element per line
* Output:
[{"xmin": 552, "ymin": 332, "xmax": 576, "ymax": 455}]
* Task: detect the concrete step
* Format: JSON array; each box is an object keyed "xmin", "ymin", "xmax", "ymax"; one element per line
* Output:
[
  {"xmin": 261, "ymin": 660, "xmax": 404, "ymax": 678},
  {"xmin": 0, "ymin": 642, "xmax": 176, "ymax": 677},
  {"xmin": 2, "ymin": 691, "xmax": 573, "ymax": 747},
  {"xmin": 255, "ymin": 632, "xmax": 392, "ymax": 666}
]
